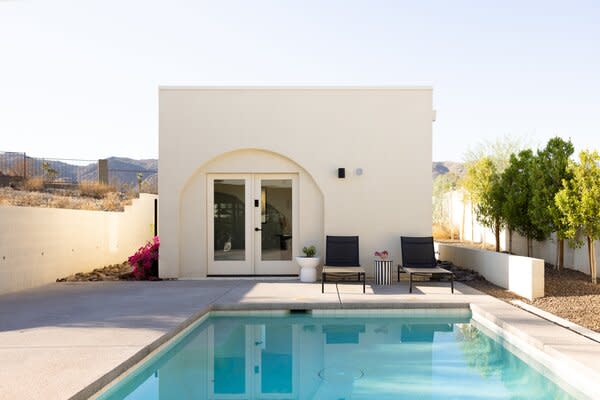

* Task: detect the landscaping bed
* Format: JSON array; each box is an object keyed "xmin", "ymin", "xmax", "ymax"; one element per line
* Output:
[
  {"xmin": 0, "ymin": 187, "xmax": 132, "ymax": 211},
  {"xmin": 463, "ymin": 264, "xmax": 600, "ymax": 333},
  {"xmin": 56, "ymin": 262, "xmax": 135, "ymax": 281}
]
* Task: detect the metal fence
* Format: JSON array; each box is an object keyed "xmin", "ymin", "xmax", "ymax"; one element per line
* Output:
[
  {"xmin": 106, "ymin": 167, "xmax": 158, "ymax": 193},
  {"xmin": 0, "ymin": 151, "xmax": 157, "ymax": 193}
]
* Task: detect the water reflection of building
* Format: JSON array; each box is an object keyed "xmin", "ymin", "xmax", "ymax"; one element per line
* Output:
[{"xmin": 152, "ymin": 315, "xmax": 464, "ymax": 400}]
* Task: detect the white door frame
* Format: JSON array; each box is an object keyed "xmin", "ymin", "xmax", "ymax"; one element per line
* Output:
[
  {"xmin": 207, "ymin": 174, "xmax": 253, "ymax": 275},
  {"xmin": 207, "ymin": 323, "xmax": 300, "ymax": 399},
  {"xmin": 253, "ymin": 174, "xmax": 299, "ymax": 275},
  {"xmin": 207, "ymin": 173, "xmax": 298, "ymax": 275}
]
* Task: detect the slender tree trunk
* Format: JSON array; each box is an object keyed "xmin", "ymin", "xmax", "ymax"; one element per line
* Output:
[
  {"xmin": 588, "ymin": 236, "xmax": 593, "ymax": 281},
  {"xmin": 461, "ymin": 200, "xmax": 466, "ymax": 241},
  {"xmin": 554, "ymin": 238, "xmax": 559, "ymax": 270},
  {"xmin": 559, "ymin": 238, "xmax": 565, "ymax": 270},
  {"xmin": 588, "ymin": 236, "xmax": 597, "ymax": 285},
  {"xmin": 527, "ymin": 237, "xmax": 532, "ymax": 257},
  {"xmin": 593, "ymin": 241, "xmax": 597, "ymax": 285},
  {"xmin": 494, "ymin": 219, "xmax": 500, "ymax": 253},
  {"xmin": 449, "ymin": 193, "xmax": 454, "ymax": 240},
  {"xmin": 470, "ymin": 203, "xmax": 474, "ymax": 243},
  {"xmin": 508, "ymin": 229, "xmax": 513, "ymax": 254}
]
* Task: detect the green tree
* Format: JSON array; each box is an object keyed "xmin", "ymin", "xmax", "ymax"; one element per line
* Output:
[
  {"xmin": 555, "ymin": 150, "xmax": 600, "ymax": 284},
  {"xmin": 501, "ymin": 150, "xmax": 546, "ymax": 256},
  {"xmin": 529, "ymin": 137, "xmax": 574, "ymax": 269},
  {"xmin": 462, "ymin": 136, "xmax": 524, "ymax": 245},
  {"xmin": 462, "ymin": 157, "xmax": 505, "ymax": 251},
  {"xmin": 463, "ymin": 135, "xmax": 526, "ymax": 172}
]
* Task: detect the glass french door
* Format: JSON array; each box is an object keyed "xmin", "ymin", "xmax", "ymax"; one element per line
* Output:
[
  {"xmin": 208, "ymin": 323, "xmax": 298, "ymax": 399},
  {"xmin": 207, "ymin": 174, "xmax": 298, "ymax": 275},
  {"xmin": 208, "ymin": 175, "xmax": 254, "ymax": 275}
]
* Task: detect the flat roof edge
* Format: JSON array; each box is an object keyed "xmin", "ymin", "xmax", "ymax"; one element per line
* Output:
[{"xmin": 158, "ymin": 85, "xmax": 433, "ymax": 91}]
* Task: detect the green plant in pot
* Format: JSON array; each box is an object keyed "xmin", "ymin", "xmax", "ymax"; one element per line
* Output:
[{"xmin": 296, "ymin": 245, "xmax": 320, "ymax": 282}]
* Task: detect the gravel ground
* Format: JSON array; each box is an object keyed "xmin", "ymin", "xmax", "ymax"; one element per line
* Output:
[
  {"xmin": 56, "ymin": 262, "xmax": 135, "ymax": 281},
  {"xmin": 464, "ymin": 265, "xmax": 600, "ymax": 333}
]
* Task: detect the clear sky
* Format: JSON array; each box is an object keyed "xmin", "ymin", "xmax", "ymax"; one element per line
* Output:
[{"xmin": 1, "ymin": 0, "xmax": 598, "ymax": 161}]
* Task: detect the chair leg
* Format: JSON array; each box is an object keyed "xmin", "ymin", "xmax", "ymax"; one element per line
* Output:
[
  {"xmin": 322, "ymin": 273, "xmax": 325, "ymax": 293},
  {"xmin": 397, "ymin": 267, "xmax": 400, "ymax": 282},
  {"xmin": 451, "ymin": 274, "xmax": 454, "ymax": 294},
  {"xmin": 409, "ymin": 273, "xmax": 413, "ymax": 293},
  {"xmin": 362, "ymin": 273, "xmax": 365, "ymax": 293}
]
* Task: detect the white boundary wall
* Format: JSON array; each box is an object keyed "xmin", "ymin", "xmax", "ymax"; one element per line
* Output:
[
  {"xmin": 437, "ymin": 243, "xmax": 545, "ymax": 300},
  {"xmin": 441, "ymin": 189, "xmax": 600, "ymax": 279},
  {"xmin": 0, "ymin": 194, "xmax": 157, "ymax": 295}
]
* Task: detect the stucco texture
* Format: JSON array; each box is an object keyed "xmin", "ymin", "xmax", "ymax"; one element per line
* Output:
[{"xmin": 159, "ymin": 87, "xmax": 434, "ymax": 278}]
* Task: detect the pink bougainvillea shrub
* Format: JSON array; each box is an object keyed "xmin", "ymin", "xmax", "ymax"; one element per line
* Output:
[{"xmin": 128, "ymin": 236, "xmax": 159, "ymax": 280}]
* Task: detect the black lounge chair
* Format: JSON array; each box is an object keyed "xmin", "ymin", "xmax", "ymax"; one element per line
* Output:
[
  {"xmin": 321, "ymin": 236, "xmax": 366, "ymax": 293},
  {"xmin": 397, "ymin": 236, "xmax": 454, "ymax": 293}
]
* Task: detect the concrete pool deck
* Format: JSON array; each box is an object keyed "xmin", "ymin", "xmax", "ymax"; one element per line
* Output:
[{"xmin": 1, "ymin": 279, "xmax": 599, "ymax": 399}]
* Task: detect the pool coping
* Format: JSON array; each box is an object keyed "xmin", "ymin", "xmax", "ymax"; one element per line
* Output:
[
  {"xmin": 471, "ymin": 304, "xmax": 600, "ymax": 399},
  {"xmin": 81, "ymin": 300, "xmax": 600, "ymax": 400}
]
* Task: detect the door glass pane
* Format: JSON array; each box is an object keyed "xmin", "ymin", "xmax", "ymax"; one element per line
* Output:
[
  {"xmin": 261, "ymin": 179, "xmax": 292, "ymax": 261},
  {"xmin": 213, "ymin": 321, "xmax": 246, "ymax": 394},
  {"xmin": 214, "ymin": 179, "xmax": 245, "ymax": 261},
  {"xmin": 261, "ymin": 324, "xmax": 293, "ymax": 394}
]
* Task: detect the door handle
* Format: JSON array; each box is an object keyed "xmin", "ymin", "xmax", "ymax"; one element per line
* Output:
[{"xmin": 255, "ymin": 228, "xmax": 262, "ymax": 231}]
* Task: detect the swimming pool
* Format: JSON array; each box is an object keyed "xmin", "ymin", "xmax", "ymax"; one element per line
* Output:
[{"xmin": 96, "ymin": 309, "xmax": 587, "ymax": 399}]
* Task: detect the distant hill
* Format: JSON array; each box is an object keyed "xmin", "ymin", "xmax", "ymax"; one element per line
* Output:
[
  {"xmin": 2, "ymin": 153, "xmax": 460, "ymax": 189},
  {"xmin": 0, "ymin": 153, "xmax": 157, "ymax": 190},
  {"xmin": 80, "ymin": 157, "xmax": 158, "ymax": 188},
  {"xmin": 432, "ymin": 161, "xmax": 465, "ymax": 180}
]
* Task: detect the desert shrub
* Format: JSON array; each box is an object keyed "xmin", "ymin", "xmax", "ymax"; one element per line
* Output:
[
  {"xmin": 49, "ymin": 196, "xmax": 71, "ymax": 209},
  {"xmin": 432, "ymin": 223, "xmax": 452, "ymax": 240},
  {"xmin": 23, "ymin": 177, "xmax": 44, "ymax": 191},
  {"xmin": 128, "ymin": 236, "xmax": 159, "ymax": 280},
  {"xmin": 79, "ymin": 180, "xmax": 114, "ymax": 199},
  {"xmin": 141, "ymin": 177, "xmax": 158, "ymax": 194},
  {"xmin": 101, "ymin": 192, "xmax": 123, "ymax": 211}
]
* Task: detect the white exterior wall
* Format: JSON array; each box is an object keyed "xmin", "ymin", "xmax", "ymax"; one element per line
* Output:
[
  {"xmin": 159, "ymin": 87, "xmax": 434, "ymax": 278},
  {"xmin": 0, "ymin": 194, "xmax": 157, "ymax": 295},
  {"xmin": 438, "ymin": 243, "xmax": 545, "ymax": 300}
]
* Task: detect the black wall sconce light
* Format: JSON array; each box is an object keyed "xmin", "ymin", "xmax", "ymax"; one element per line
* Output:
[{"xmin": 338, "ymin": 168, "xmax": 346, "ymax": 178}]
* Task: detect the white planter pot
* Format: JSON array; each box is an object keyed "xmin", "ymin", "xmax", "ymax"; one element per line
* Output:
[{"xmin": 296, "ymin": 256, "xmax": 320, "ymax": 282}]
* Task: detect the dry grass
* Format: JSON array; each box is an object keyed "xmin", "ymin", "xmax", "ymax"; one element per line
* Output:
[
  {"xmin": 101, "ymin": 192, "xmax": 124, "ymax": 211},
  {"xmin": 432, "ymin": 224, "xmax": 452, "ymax": 240},
  {"xmin": 437, "ymin": 239, "xmax": 496, "ymax": 252},
  {"xmin": 23, "ymin": 177, "xmax": 44, "ymax": 191},
  {"xmin": 0, "ymin": 187, "xmax": 131, "ymax": 211},
  {"xmin": 79, "ymin": 180, "xmax": 114, "ymax": 199}
]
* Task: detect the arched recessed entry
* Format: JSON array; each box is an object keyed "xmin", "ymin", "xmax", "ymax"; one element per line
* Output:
[{"xmin": 179, "ymin": 149, "xmax": 324, "ymax": 277}]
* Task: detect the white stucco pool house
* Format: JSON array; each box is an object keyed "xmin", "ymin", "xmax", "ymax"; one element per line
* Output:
[{"xmin": 158, "ymin": 86, "xmax": 435, "ymax": 279}]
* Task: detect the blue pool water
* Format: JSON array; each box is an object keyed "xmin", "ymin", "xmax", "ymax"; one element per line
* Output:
[{"xmin": 98, "ymin": 310, "xmax": 586, "ymax": 399}]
